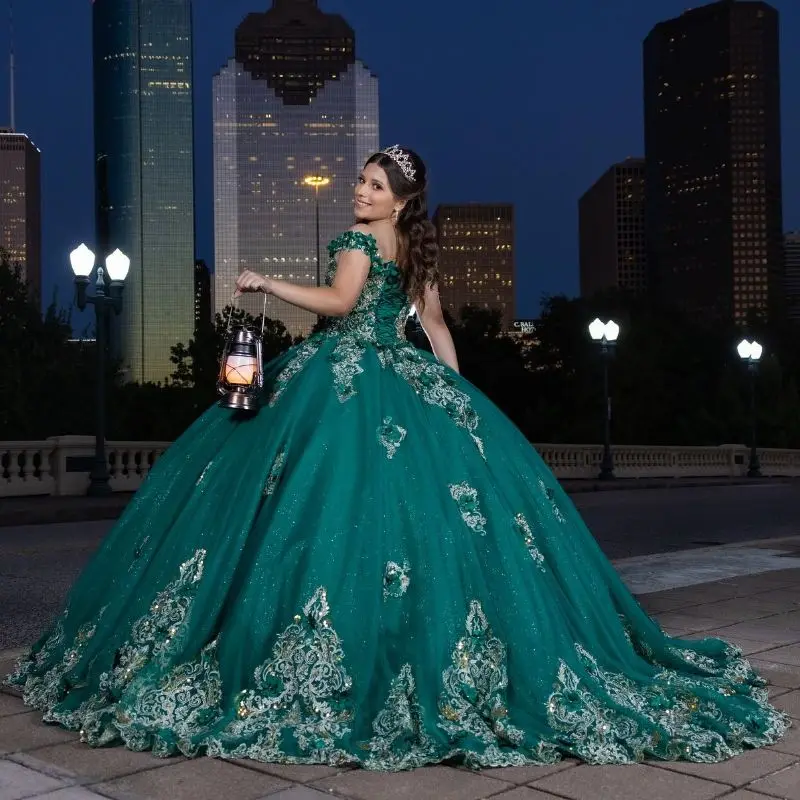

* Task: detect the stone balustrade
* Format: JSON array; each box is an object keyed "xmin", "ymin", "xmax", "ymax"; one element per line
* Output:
[
  {"xmin": 0, "ymin": 436, "xmax": 170, "ymax": 498},
  {"xmin": 1, "ymin": 437, "xmax": 798, "ymax": 498}
]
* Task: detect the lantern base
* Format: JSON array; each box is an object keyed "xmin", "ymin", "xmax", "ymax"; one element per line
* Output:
[{"xmin": 218, "ymin": 390, "xmax": 260, "ymax": 412}]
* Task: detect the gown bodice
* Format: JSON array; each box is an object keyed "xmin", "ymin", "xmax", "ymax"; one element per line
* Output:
[{"xmin": 319, "ymin": 231, "xmax": 413, "ymax": 347}]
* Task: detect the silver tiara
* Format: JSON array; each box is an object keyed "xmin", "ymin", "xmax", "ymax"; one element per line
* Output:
[{"xmin": 382, "ymin": 144, "xmax": 416, "ymax": 183}]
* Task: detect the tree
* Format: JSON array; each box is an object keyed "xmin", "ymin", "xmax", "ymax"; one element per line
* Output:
[
  {"xmin": 0, "ymin": 256, "xmax": 99, "ymax": 439},
  {"xmin": 520, "ymin": 289, "xmax": 800, "ymax": 448}
]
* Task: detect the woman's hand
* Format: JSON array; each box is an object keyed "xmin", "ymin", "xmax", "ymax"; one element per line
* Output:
[{"xmin": 235, "ymin": 270, "xmax": 273, "ymax": 296}]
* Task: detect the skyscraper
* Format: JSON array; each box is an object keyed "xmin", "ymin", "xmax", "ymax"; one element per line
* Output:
[
  {"xmin": 643, "ymin": 0, "xmax": 783, "ymax": 323},
  {"xmin": 213, "ymin": 0, "xmax": 379, "ymax": 335},
  {"xmin": 579, "ymin": 158, "xmax": 647, "ymax": 297},
  {"xmin": 93, "ymin": 0, "xmax": 196, "ymax": 384},
  {"xmin": 194, "ymin": 259, "xmax": 212, "ymax": 331},
  {"xmin": 785, "ymin": 232, "xmax": 800, "ymax": 323},
  {"xmin": 432, "ymin": 204, "xmax": 515, "ymax": 329},
  {"xmin": 0, "ymin": 129, "xmax": 41, "ymax": 304}
]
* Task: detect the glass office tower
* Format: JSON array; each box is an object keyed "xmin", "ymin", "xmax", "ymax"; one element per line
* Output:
[
  {"xmin": 213, "ymin": 0, "xmax": 379, "ymax": 335},
  {"xmin": 94, "ymin": 0, "xmax": 196, "ymax": 384},
  {"xmin": 644, "ymin": 1, "xmax": 783, "ymax": 323}
]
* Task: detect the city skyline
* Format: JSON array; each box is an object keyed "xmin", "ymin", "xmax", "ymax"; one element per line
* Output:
[{"xmin": 1, "ymin": 0, "xmax": 799, "ymax": 334}]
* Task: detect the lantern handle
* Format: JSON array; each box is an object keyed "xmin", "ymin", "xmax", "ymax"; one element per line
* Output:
[{"xmin": 227, "ymin": 291, "xmax": 268, "ymax": 337}]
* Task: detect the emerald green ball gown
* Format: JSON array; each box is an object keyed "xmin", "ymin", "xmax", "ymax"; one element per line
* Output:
[{"xmin": 5, "ymin": 231, "xmax": 789, "ymax": 770}]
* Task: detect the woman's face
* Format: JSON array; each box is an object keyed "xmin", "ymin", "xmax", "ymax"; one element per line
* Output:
[{"xmin": 354, "ymin": 162, "xmax": 400, "ymax": 223}]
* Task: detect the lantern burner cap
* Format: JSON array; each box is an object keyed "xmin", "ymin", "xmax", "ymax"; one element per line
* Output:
[{"xmin": 233, "ymin": 328, "xmax": 257, "ymax": 344}]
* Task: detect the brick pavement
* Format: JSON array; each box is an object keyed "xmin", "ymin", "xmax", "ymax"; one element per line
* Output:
[{"xmin": 2, "ymin": 543, "xmax": 800, "ymax": 800}]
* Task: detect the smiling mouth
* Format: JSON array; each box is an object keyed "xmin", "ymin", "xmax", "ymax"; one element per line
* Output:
[{"xmin": 354, "ymin": 198, "xmax": 370, "ymax": 207}]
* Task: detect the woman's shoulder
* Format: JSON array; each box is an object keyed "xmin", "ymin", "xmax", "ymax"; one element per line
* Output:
[{"xmin": 328, "ymin": 226, "xmax": 380, "ymax": 260}]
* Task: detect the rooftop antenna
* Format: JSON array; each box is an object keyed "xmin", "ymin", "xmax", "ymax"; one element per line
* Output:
[{"xmin": 9, "ymin": 0, "xmax": 15, "ymax": 131}]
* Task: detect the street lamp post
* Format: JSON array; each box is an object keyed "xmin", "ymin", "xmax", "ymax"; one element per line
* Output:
[
  {"xmin": 588, "ymin": 318, "xmax": 621, "ymax": 480},
  {"xmin": 736, "ymin": 338, "xmax": 763, "ymax": 478},
  {"xmin": 303, "ymin": 175, "xmax": 331, "ymax": 287},
  {"xmin": 70, "ymin": 244, "xmax": 130, "ymax": 497}
]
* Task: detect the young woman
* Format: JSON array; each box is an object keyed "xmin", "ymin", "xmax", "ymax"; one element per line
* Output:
[{"xmin": 6, "ymin": 146, "xmax": 787, "ymax": 770}]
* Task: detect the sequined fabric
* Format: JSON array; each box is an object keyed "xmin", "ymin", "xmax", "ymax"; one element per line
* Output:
[{"xmin": 5, "ymin": 230, "xmax": 789, "ymax": 770}]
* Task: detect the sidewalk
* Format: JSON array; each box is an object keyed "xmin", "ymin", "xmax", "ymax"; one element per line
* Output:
[
  {"xmin": 1, "ymin": 538, "xmax": 800, "ymax": 799},
  {"xmin": 1, "ymin": 476, "xmax": 793, "ymax": 528}
]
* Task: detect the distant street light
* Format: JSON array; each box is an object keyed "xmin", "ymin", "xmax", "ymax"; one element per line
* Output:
[
  {"xmin": 70, "ymin": 244, "xmax": 130, "ymax": 496},
  {"xmin": 737, "ymin": 338, "xmax": 763, "ymax": 478},
  {"xmin": 303, "ymin": 175, "xmax": 331, "ymax": 288},
  {"xmin": 588, "ymin": 318, "xmax": 621, "ymax": 480}
]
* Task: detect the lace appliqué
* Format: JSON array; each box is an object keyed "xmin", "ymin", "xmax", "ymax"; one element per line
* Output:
[
  {"xmin": 322, "ymin": 231, "xmax": 408, "ymax": 400},
  {"xmin": 329, "ymin": 337, "xmax": 366, "ymax": 402},
  {"xmin": 327, "ymin": 230, "xmax": 379, "ymax": 270},
  {"xmin": 7, "ymin": 550, "xmax": 209, "ymax": 751},
  {"xmin": 514, "ymin": 513, "xmax": 546, "ymax": 571},
  {"xmin": 264, "ymin": 448, "xmax": 286, "ymax": 497},
  {"xmin": 7, "ymin": 610, "xmax": 106, "ymax": 710},
  {"xmin": 539, "ymin": 479, "xmax": 566, "ymax": 524},
  {"xmin": 377, "ymin": 417, "xmax": 407, "ymax": 460},
  {"xmin": 449, "ymin": 482, "xmax": 487, "ymax": 535},
  {"xmin": 268, "ymin": 337, "xmax": 324, "ymax": 407},
  {"xmin": 114, "ymin": 639, "xmax": 224, "ymax": 756},
  {"xmin": 128, "ymin": 535, "xmax": 151, "ymax": 572},
  {"xmin": 362, "ymin": 664, "xmax": 437, "ymax": 769},
  {"xmin": 98, "ymin": 549, "xmax": 207, "ymax": 698},
  {"xmin": 206, "ymin": 587, "xmax": 353, "ymax": 764},
  {"xmin": 4, "ymin": 613, "xmax": 66, "ymax": 692},
  {"xmin": 547, "ymin": 641, "xmax": 789, "ymax": 763},
  {"xmin": 383, "ymin": 560, "xmax": 410, "ymax": 599},
  {"xmin": 195, "ymin": 462, "xmax": 212, "ymax": 486},
  {"xmin": 380, "ymin": 347, "xmax": 485, "ymax": 458},
  {"xmin": 439, "ymin": 601, "xmax": 559, "ymax": 767}
]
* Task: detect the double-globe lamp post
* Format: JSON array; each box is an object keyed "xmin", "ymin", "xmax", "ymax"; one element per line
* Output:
[
  {"xmin": 69, "ymin": 244, "xmax": 130, "ymax": 497},
  {"xmin": 737, "ymin": 338, "xmax": 763, "ymax": 478},
  {"xmin": 303, "ymin": 175, "xmax": 331, "ymax": 288},
  {"xmin": 588, "ymin": 318, "xmax": 621, "ymax": 480}
]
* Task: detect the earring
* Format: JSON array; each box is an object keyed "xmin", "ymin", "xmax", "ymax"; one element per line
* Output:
[{"xmin": 392, "ymin": 209, "xmax": 399, "ymax": 223}]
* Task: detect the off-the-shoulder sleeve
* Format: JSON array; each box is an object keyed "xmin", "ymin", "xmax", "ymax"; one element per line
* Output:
[{"xmin": 327, "ymin": 230, "xmax": 379, "ymax": 263}]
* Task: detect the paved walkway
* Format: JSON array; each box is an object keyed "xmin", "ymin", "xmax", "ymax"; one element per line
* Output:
[{"xmin": 2, "ymin": 536, "xmax": 800, "ymax": 799}]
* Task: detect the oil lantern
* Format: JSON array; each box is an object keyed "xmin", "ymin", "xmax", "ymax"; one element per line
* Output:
[{"xmin": 217, "ymin": 297, "xmax": 266, "ymax": 411}]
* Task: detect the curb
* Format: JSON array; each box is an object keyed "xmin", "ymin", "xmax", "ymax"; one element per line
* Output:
[
  {"xmin": 562, "ymin": 476, "xmax": 794, "ymax": 494},
  {"xmin": 0, "ymin": 479, "xmax": 795, "ymax": 528}
]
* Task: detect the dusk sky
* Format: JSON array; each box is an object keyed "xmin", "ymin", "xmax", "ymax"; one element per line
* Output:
[{"xmin": 1, "ymin": 0, "xmax": 799, "ymax": 326}]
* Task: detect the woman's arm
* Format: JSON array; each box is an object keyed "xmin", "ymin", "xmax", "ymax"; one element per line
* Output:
[
  {"xmin": 235, "ymin": 227, "xmax": 372, "ymax": 317},
  {"xmin": 416, "ymin": 284, "xmax": 460, "ymax": 373}
]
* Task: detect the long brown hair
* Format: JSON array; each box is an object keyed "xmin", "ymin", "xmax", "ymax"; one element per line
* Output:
[{"xmin": 365, "ymin": 148, "xmax": 439, "ymax": 310}]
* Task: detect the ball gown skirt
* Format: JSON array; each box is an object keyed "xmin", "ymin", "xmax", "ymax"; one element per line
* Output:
[{"xmin": 4, "ymin": 232, "xmax": 789, "ymax": 770}]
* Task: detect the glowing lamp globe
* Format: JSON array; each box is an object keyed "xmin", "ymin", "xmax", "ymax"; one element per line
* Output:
[
  {"xmin": 737, "ymin": 339, "xmax": 763, "ymax": 361},
  {"xmin": 70, "ymin": 244, "xmax": 95, "ymax": 278},
  {"xmin": 218, "ymin": 328, "xmax": 264, "ymax": 411},
  {"xmin": 604, "ymin": 320, "xmax": 620, "ymax": 342},
  {"xmin": 588, "ymin": 318, "xmax": 605, "ymax": 341},
  {"xmin": 589, "ymin": 318, "xmax": 620, "ymax": 343},
  {"xmin": 105, "ymin": 249, "xmax": 130, "ymax": 282}
]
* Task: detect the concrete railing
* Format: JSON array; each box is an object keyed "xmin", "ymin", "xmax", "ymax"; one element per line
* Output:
[
  {"xmin": 0, "ymin": 436, "xmax": 170, "ymax": 498},
  {"xmin": 536, "ymin": 443, "xmax": 800, "ymax": 480},
  {"xmin": 1, "ymin": 438, "xmax": 798, "ymax": 498}
]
